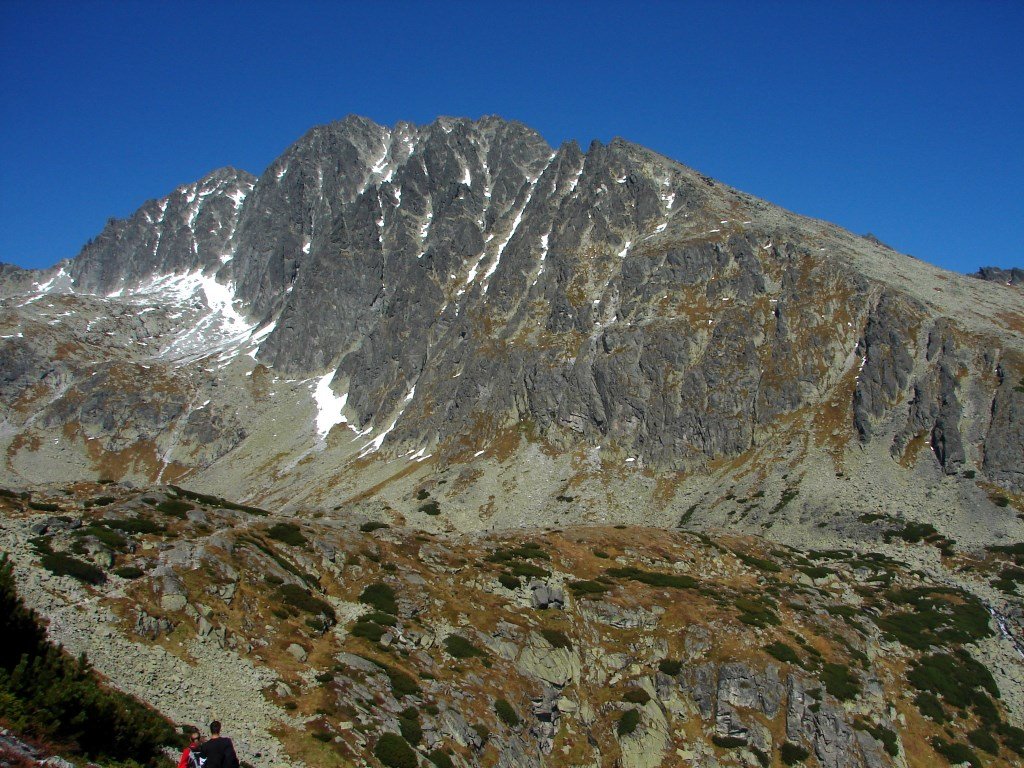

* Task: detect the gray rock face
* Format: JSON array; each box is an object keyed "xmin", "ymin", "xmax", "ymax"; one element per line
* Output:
[
  {"xmin": 3, "ymin": 113, "xmax": 1022, "ymax": 505},
  {"xmin": 69, "ymin": 167, "xmax": 255, "ymax": 295},
  {"xmin": 973, "ymin": 266, "xmax": 1024, "ymax": 286}
]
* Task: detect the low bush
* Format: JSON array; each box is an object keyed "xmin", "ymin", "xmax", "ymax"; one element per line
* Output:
[
  {"xmin": 913, "ymin": 691, "xmax": 946, "ymax": 722},
  {"xmin": 360, "ymin": 582, "xmax": 398, "ymax": 614},
  {"xmin": 733, "ymin": 552, "xmax": 782, "ymax": 573},
  {"xmin": 495, "ymin": 698, "xmax": 520, "ymax": 727},
  {"xmin": 350, "ymin": 621, "xmax": 386, "ymax": 642},
  {"xmin": 622, "ymin": 688, "xmax": 650, "ymax": 705},
  {"xmin": 967, "ymin": 728, "xmax": 999, "ymax": 755},
  {"xmin": 931, "ymin": 737, "xmax": 981, "ymax": 768},
  {"xmin": 821, "ymin": 663, "xmax": 859, "ymax": 701},
  {"xmin": 374, "ymin": 733, "xmax": 418, "ymax": 768},
  {"xmin": 511, "ymin": 561, "xmax": 550, "ymax": 579},
  {"xmin": 360, "ymin": 521, "xmax": 390, "ymax": 532},
  {"xmin": 398, "ymin": 713, "xmax": 422, "ymax": 745},
  {"xmin": 105, "ymin": 518, "xmax": 165, "ymax": 535},
  {"xmin": 156, "ymin": 498, "xmax": 192, "ymax": 517},
  {"xmin": 567, "ymin": 579, "xmax": 609, "ymax": 597},
  {"xmin": 498, "ymin": 572, "xmax": 520, "ymax": 590},
  {"xmin": 40, "ymin": 551, "xmax": 106, "ymax": 585},
  {"xmin": 113, "ymin": 565, "xmax": 144, "ymax": 579},
  {"xmin": 907, "ymin": 650, "xmax": 999, "ymax": 710},
  {"xmin": 617, "ymin": 709, "xmax": 641, "ymax": 737},
  {"xmin": 277, "ymin": 583, "xmax": 335, "ymax": 622},
  {"xmin": 712, "ymin": 735, "xmax": 746, "ymax": 748},
  {"xmin": 540, "ymin": 628, "xmax": 572, "ymax": 649},
  {"xmin": 363, "ymin": 611, "xmax": 397, "ymax": 626},
  {"xmin": 855, "ymin": 720, "xmax": 898, "ymax": 756},
  {"xmin": 427, "ymin": 749, "xmax": 454, "ymax": 768},
  {"xmin": 444, "ymin": 634, "xmax": 487, "ymax": 659},
  {"xmin": 780, "ymin": 742, "xmax": 809, "ymax": 765},
  {"xmin": 419, "ymin": 500, "xmax": 441, "ymax": 516},
  {"xmin": 658, "ymin": 659, "xmax": 682, "ymax": 676},
  {"xmin": 28, "ymin": 501, "xmax": 61, "ymax": 512},
  {"xmin": 267, "ymin": 522, "xmax": 307, "ymax": 547},
  {"xmin": 763, "ymin": 641, "xmax": 801, "ymax": 665},
  {"xmin": 605, "ymin": 566, "xmax": 696, "ymax": 589},
  {"xmin": 734, "ymin": 597, "xmax": 779, "ymax": 627}
]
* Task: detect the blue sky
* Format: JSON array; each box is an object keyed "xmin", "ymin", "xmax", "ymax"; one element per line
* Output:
[{"xmin": 1, "ymin": 1, "xmax": 1021, "ymax": 274}]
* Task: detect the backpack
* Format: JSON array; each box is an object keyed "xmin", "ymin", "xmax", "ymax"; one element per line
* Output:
[{"xmin": 187, "ymin": 747, "xmax": 207, "ymax": 768}]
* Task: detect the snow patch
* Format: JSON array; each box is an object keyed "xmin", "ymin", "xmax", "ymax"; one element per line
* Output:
[{"xmin": 312, "ymin": 371, "xmax": 349, "ymax": 438}]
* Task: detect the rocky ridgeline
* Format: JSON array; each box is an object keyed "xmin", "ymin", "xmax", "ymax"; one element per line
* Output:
[
  {"xmin": 1, "ymin": 484, "xmax": 1022, "ymax": 767},
  {"xmin": 0, "ymin": 116, "xmax": 1022, "ymax": 531}
]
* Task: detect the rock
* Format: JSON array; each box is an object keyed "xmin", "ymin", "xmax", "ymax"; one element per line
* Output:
[
  {"xmin": 530, "ymin": 581, "xmax": 565, "ymax": 609},
  {"xmin": 618, "ymin": 699, "xmax": 671, "ymax": 768},
  {"xmin": 160, "ymin": 594, "xmax": 187, "ymax": 612},
  {"xmin": 286, "ymin": 643, "xmax": 308, "ymax": 662},
  {"xmin": 516, "ymin": 635, "xmax": 580, "ymax": 686}
]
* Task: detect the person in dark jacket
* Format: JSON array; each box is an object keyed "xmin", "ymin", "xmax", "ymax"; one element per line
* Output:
[{"xmin": 197, "ymin": 720, "xmax": 239, "ymax": 768}]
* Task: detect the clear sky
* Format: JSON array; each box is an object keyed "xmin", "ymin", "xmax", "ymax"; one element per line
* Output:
[{"xmin": 1, "ymin": 1, "xmax": 1021, "ymax": 274}]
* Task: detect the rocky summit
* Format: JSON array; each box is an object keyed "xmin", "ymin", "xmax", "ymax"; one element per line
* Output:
[{"xmin": 0, "ymin": 115, "xmax": 1022, "ymax": 767}]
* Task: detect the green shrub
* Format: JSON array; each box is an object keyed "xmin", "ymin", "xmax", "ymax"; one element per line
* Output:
[
  {"xmin": 374, "ymin": 733, "xmax": 418, "ymax": 768},
  {"xmin": 856, "ymin": 720, "xmax": 898, "ymax": 756},
  {"xmin": 931, "ymin": 737, "xmax": 981, "ymax": 768},
  {"xmin": 998, "ymin": 722, "xmax": 1024, "ymax": 756},
  {"xmin": 276, "ymin": 583, "xmax": 335, "ymax": 621},
  {"xmin": 734, "ymin": 597, "xmax": 779, "ymax": 627},
  {"xmin": 267, "ymin": 522, "xmax": 307, "ymax": 546},
  {"xmin": 907, "ymin": 650, "xmax": 999, "ymax": 709},
  {"xmin": 487, "ymin": 544, "xmax": 549, "ymax": 563},
  {"xmin": 967, "ymin": 728, "xmax": 999, "ymax": 755},
  {"xmin": 567, "ymin": 580, "xmax": 609, "ymax": 597},
  {"xmin": 113, "ymin": 565, "xmax": 144, "ymax": 579},
  {"xmin": 763, "ymin": 641, "xmax": 801, "ymax": 665},
  {"xmin": 28, "ymin": 501, "xmax": 61, "ymax": 512},
  {"xmin": 383, "ymin": 665, "xmax": 420, "ymax": 698},
  {"xmin": 780, "ymin": 742, "xmax": 809, "ymax": 765},
  {"xmin": 360, "ymin": 582, "xmax": 398, "ymax": 614},
  {"xmin": 398, "ymin": 714, "xmax": 422, "ymax": 745},
  {"xmin": 360, "ymin": 521, "xmax": 390, "ymax": 532},
  {"xmin": 40, "ymin": 551, "xmax": 106, "ymax": 584},
  {"xmin": 419, "ymin": 500, "xmax": 441, "ymax": 516},
  {"xmin": 363, "ymin": 611, "xmax": 398, "ymax": 626},
  {"xmin": 540, "ymin": 628, "xmax": 572, "ymax": 649},
  {"xmin": 617, "ymin": 708, "xmax": 641, "ymax": 737},
  {"xmin": 77, "ymin": 524, "xmax": 127, "ymax": 550},
  {"xmin": 593, "ymin": 550, "xmax": 610, "ymax": 558},
  {"xmin": 605, "ymin": 566, "xmax": 696, "ymax": 589},
  {"xmin": 913, "ymin": 691, "xmax": 946, "ymax": 722},
  {"xmin": 495, "ymin": 698, "xmax": 520, "ymax": 727},
  {"xmin": 622, "ymin": 688, "xmax": 650, "ymax": 705},
  {"xmin": 156, "ymin": 498, "xmax": 192, "ymax": 518},
  {"xmin": 427, "ymin": 749, "xmax": 455, "ymax": 768},
  {"xmin": 712, "ymin": 735, "xmax": 747, "ymax": 748},
  {"xmin": 498, "ymin": 572, "xmax": 520, "ymax": 590},
  {"xmin": 821, "ymin": 663, "xmax": 859, "ymax": 701},
  {"xmin": 733, "ymin": 552, "xmax": 782, "ymax": 572},
  {"xmin": 350, "ymin": 621, "xmax": 386, "ymax": 642},
  {"xmin": 658, "ymin": 659, "xmax": 682, "ymax": 676},
  {"xmin": 415, "ymin": 488, "xmax": 430, "ymax": 500},
  {"xmin": 105, "ymin": 518, "xmax": 165, "ymax": 535},
  {"xmin": 444, "ymin": 634, "xmax": 487, "ymax": 659},
  {"xmin": 511, "ymin": 561, "xmax": 550, "ymax": 579},
  {"xmin": 471, "ymin": 723, "xmax": 489, "ymax": 743}
]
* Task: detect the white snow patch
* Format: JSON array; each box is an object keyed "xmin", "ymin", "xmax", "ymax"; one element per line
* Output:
[
  {"xmin": 473, "ymin": 450, "xmax": 485, "ymax": 457},
  {"xmin": 461, "ymin": 166, "xmax": 472, "ymax": 186},
  {"xmin": 312, "ymin": 371, "xmax": 349, "ymax": 438},
  {"xmin": 618, "ymin": 240, "xmax": 632, "ymax": 258}
]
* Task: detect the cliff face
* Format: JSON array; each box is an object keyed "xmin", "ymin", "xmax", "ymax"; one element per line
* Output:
[{"xmin": 1, "ymin": 116, "xmax": 1022, "ymax": 541}]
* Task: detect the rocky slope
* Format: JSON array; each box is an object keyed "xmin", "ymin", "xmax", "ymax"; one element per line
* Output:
[
  {"xmin": 1, "ymin": 115, "xmax": 1022, "ymax": 556},
  {"xmin": 2, "ymin": 483, "xmax": 1022, "ymax": 768}
]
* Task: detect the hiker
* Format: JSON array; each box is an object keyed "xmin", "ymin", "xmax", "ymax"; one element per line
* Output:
[
  {"xmin": 177, "ymin": 729, "xmax": 203, "ymax": 768},
  {"xmin": 197, "ymin": 720, "xmax": 239, "ymax": 768}
]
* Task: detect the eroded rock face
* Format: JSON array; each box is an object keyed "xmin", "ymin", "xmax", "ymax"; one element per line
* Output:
[{"xmin": 1, "ymin": 114, "xmax": 1022, "ymax": 507}]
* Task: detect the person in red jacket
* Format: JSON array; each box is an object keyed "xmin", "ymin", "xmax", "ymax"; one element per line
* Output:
[{"xmin": 177, "ymin": 729, "xmax": 202, "ymax": 768}]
